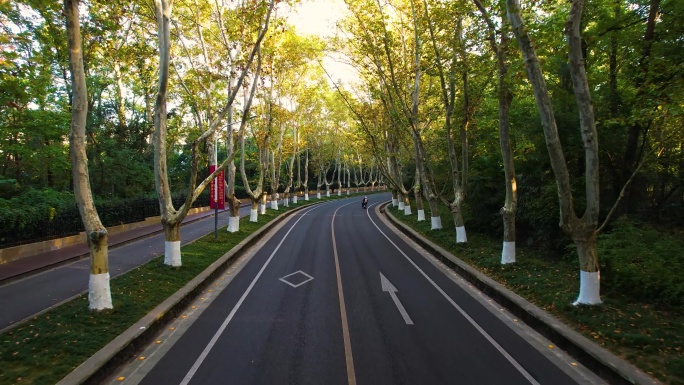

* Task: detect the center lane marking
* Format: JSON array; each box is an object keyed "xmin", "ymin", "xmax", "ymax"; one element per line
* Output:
[{"xmin": 331, "ymin": 202, "xmax": 358, "ymax": 385}]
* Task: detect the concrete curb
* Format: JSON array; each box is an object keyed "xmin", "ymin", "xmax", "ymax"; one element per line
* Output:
[
  {"xmin": 380, "ymin": 203, "xmax": 659, "ymax": 385},
  {"xmin": 57, "ymin": 202, "xmax": 318, "ymax": 385}
]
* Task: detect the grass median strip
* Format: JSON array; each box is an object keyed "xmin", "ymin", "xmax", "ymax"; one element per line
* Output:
[
  {"xmin": 387, "ymin": 204, "xmax": 684, "ymax": 385},
  {"xmin": 0, "ymin": 195, "xmax": 362, "ymax": 385}
]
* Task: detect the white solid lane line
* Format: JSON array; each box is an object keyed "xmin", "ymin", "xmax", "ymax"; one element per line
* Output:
[
  {"xmin": 366, "ymin": 204, "xmax": 541, "ymax": 385},
  {"xmin": 179, "ymin": 205, "xmax": 322, "ymax": 385}
]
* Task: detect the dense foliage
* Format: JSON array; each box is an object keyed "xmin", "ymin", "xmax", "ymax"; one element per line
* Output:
[
  {"xmin": 0, "ymin": 0, "xmax": 682, "ymax": 296},
  {"xmin": 598, "ymin": 217, "xmax": 684, "ymax": 306},
  {"xmin": 0, "ymin": 190, "xmax": 211, "ymax": 248}
]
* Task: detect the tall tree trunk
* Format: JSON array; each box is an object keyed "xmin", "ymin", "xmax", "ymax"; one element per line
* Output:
[
  {"xmin": 303, "ymin": 148, "xmax": 309, "ymax": 200},
  {"xmin": 472, "ymin": 0, "xmax": 518, "ymax": 262},
  {"xmin": 113, "ymin": 59, "xmax": 127, "ymax": 139},
  {"xmin": 294, "ymin": 127, "xmax": 301, "ymax": 203},
  {"xmin": 239, "ymin": 119, "xmax": 265, "ymax": 221},
  {"xmin": 452, "ymin": 16, "xmax": 469, "ymax": 244},
  {"xmin": 316, "ymin": 170, "xmax": 322, "ymax": 199},
  {"xmin": 336, "ymin": 154, "xmax": 343, "ymax": 196},
  {"xmin": 508, "ymin": 0, "xmax": 602, "ymax": 304},
  {"xmin": 413, "ymin": 169, "xmax": 424, "ymax": 220},
  {"xmin": 499, "ymin": 76, "xmax": 517, "ymax": 263},
  {"xmin": 237, "ymin": 56, "xmax": 265, "ymax": 223},
  {"xmin": 153, "ymin": 0, "xmax": 183, "ymax": 267},
  {"xmin": 346, "ymin": 163, "xmax": 351, "ymax": 195},
  {"xmin": 270, "ymin": 151, "xmax": 279, "ymax": 210},
  {"xmin": 283, "ymin": 152, "xmax": 295, "ymax": 207},
  {"xmin": 66, "ymin": 0, "xmax": 111, "ymax": 310},
  {"xmin": 225, "ymin": 103, "xmax": 241, "ymax": 233}
]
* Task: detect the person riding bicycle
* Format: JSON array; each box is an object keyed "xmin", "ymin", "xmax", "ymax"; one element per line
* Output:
[{"xmin": 362, "ymin": 196, "xmax": 368, "ymax": 209}]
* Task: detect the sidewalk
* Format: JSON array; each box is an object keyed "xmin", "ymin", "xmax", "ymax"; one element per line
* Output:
[{"xmin": 0, "ymin": 208, "xmax": 227, "ymax": 284}]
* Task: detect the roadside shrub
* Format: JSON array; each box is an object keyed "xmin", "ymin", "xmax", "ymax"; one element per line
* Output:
[
  {"xmin": 598, "ymin": 216, "xmax": 684, "ymax": 306},
  {"xmin": 464, "ymin": 155, "xmax": 506, "ymax": 237},
  {"xmin": 516, "ymin": 176, "xmax": 568, "ymax": 256},
  {"xmin": 0, "ymin": 189, "xmax": 211, "ymax": 248}
]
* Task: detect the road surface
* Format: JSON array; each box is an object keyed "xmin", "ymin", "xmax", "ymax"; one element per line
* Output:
[
  {"xmin": 111, "ymin": 196, "xmax": 604, "ymax": 385},
  {"xmin": 0, "ymin": 203, "xmax": 259, "ymax": 330}
]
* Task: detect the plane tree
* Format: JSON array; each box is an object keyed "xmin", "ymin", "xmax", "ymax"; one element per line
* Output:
[
  {"xmin": 65, "ymin": 0, "xmax": 111, "ymax": 310},
  {"xmin": 152, "ymin": 0, "xmax": 273, "ymax": 266},
  {"xmin": 506, "ymin": 0, "xmax": 614, "ymax": 303},
  {"xmin": 339, "ymin": 0, "xmax": 444, "ymax": 225}
]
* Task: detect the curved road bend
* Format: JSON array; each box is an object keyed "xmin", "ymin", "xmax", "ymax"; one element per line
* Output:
[
  {"xmin": 0, "ymin": 203, "xmax": 265, "ymax": 330},
  {"xmin": 113, "ymin": 196, "xmax": 605, "ymax": 385}
]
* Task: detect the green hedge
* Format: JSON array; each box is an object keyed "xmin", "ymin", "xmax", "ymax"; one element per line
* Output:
[
  {"xmin": 0, "ymin": 189, "xmax": 210, "ymax": 248},
  {"xmin": 598, "ymin": 216, "xmax": 684, "ymax": 306}
]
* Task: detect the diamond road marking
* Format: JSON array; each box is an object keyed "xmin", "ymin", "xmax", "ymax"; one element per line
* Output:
[{"xmin": 279, "ymin": 270, "xmax": 314, "ymax": 288}]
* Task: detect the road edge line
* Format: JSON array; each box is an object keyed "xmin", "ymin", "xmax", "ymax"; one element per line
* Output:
[
  {"xmin": 56, "ymin": 202, "xmax": 321, "ymax": 385},
  {"xmin": 378, "ymin": 203, "xmax": 659, "ymax": 385}
]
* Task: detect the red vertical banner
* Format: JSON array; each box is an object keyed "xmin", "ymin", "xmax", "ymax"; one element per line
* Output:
[
  {"xmin": 217, "ymin": 169, "xmax": 224, "ymax": 209},
  {"xmin": 209, "ymin": 166, "xmax": 225, "ymax": 209}
]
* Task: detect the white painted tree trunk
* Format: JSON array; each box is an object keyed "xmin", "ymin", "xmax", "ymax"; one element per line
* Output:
[
  {"xmin": 392, "ymin": 198, "xmax": 398, "ymax": 206},
  {"xmin": 456, "ymin": 226, "xmax": 467, "ymax": 243},
  {"xmin": 501, "ymin": 241, "xmax": 516, "ymax": 264},
  {"xmin": 417, "ymin": 209, "xmax": 425, "ymax": 221},
  {"xmin": 317, "ymin": 192, "xmax": 321, "ymax": 199},
  {"xmin": 431, "ymin": 216, "xmax": 442, "ymax": 230},
  {"xmin": 305, "ymin": 193, "xmax": 309, "ymax": 201},
  {"xmin": 574, "ymin": 271, "xmax": 602, "ymax": 305},
  {"xmin": 250, "ymin": 209, "xmax": 258, "ymax": 222},
  {"xmin": 293, "ymin": 195, "xmax": 298, "ymax": 204},
  {"xmin": 164, "ymin": 240, "xmax": 181, "ymax": 267},
  {"xmin": 283, "ymin": 197, "xmax": 289, "ymax": 207},
  {"xmin": 398, "ymin": 201, "xmax": 405, "ymax": 210},
  {"xmin": 347, "ymin": 189, "xmax": 350, "ymax": 195},
  {"xmin": 260, "ymin": 202, "xmax": 266, "ymax": 214},
  {"xmin": 404, "ymin": 205, "xmax": 412, "ymax": 215},
  {"xmin": 271, "ymin": 200, "xmax": 278, "ymax": 210},
  {"xmin": 88, "ymin": 273, "xmax": 112, "ymax": 310},
  {"xmin": 228, "ymin": 216, "xmax": 240, "ymax": 232},
  {"xmin": 326, "ymin": 190, "xmax": 331, "ymax": 197},
  {"xmin": 66, "ymin": 0, "xmax": 112, "ymax": 310}
]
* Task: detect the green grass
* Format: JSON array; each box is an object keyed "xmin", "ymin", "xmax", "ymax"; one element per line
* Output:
[
  {"xmin": 388, "ymin": 204, "xmax": 684, "ymax": 385},
  {"xmin": 0, "ymin": 193, "xmax": 363, "ymax": 385},
  {"xmin": 9, "ymin": 192, "xmax": 678, "ymax": 384}
]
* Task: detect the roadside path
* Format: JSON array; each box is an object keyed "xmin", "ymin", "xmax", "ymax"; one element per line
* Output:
[{"xmin": 0, "ymin": 200, "xmax": 267, "ymax": 331}]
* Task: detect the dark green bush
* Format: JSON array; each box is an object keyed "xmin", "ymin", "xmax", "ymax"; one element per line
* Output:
[
  {"xmin": 0, "ymin": 189, "xmax": 211, "ymax": 248},
  {"xmin": 516, "ymin": 175, "xmax": 568, "ymax": 255},
  {"xmin": 464, "ymin": 155, "xmax": 507, "ymax": 237},
  {"xmin": 0, "ymin": 189, "xmax": 78, "ymax": 248},
  {"xmin": 598, "ymin": 216, "xmax": 684, "ymax": 306}
]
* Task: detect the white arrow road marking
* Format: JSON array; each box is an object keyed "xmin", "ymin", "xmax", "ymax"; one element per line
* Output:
[
  {"xmin": 179, "ymin": 205, "xmax": 322, "ymax": 385},
  {"xmin": 380, "ymin": 272, "xmax": 414, "ymax": 325},
  {"xmin": 368, "ymin": 206, "xmax": 540, "ymax": 385}
]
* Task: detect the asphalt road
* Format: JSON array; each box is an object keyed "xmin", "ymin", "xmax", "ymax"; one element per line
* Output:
[
  {"xmin": 112, "ymin": 195, "xmax": 604, "ymax": 385},
  {"xmin": 0, "ymin": 203, "xmax": 260, "ymax": 330}
]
